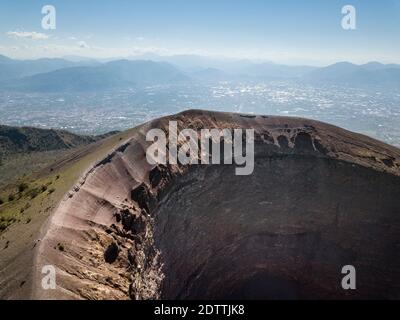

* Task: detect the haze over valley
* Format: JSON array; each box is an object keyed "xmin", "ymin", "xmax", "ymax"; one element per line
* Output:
[{"xmin": 0, "ymin": 54, "xmax": 399, "ymax": 147}]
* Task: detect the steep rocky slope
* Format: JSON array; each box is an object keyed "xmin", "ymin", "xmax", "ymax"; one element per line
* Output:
[
  {"xmin": 0, "ymin": 128, "xmax": 131, "ymax": 299},
  {"xmin": 33, "ymin": 110, "xmax": 400, "ymax": 300}
]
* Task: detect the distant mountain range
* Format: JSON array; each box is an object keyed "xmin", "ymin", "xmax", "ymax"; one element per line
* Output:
[
  {"xmin": 304, "ymin": 61, "xmax": 400, "ymax": 86},
  {"xmin": 1, "ymin": 59, "xmax": 189, "ymax": 92},
  {"xmin": 0, "ymin": 125, "xmax": 94, "ymax": 156},
  {"xmin": 0, "ymin": 54, "xmax": 399, "ymax": 92},
  {"xmin": 0, "ymin": 54, "xmax": 99, "ymax": 82},
  {"xmin": 126, "ymin": 53, "xmax": 318, "ymax": 79},
  {"xmin": 0, "ymin": 124, "xmax": 117, "ymax": 156}
]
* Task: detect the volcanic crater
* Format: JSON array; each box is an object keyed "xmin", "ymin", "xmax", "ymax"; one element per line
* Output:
[{"xmin": 34, "ymin": 110, "xmax": 400, "ymax": 300}]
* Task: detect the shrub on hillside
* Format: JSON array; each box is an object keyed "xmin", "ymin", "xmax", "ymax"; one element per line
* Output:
[{"xmin": 18, "ymin": 182, "xmax": 29, "ymax": 193}]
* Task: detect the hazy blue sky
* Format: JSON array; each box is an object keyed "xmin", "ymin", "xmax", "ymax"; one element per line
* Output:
[{"xmin": 0, "ymin": 0, "xmax": 399, "ymax": 65}]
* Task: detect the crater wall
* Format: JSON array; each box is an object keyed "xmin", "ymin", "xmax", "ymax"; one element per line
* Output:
[{"xmin": 33, "ymin": 110, "xmax": 400, "ymax": 300}]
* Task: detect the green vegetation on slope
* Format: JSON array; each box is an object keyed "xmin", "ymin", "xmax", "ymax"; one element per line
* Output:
[
  {"xmin": 0, "ymin": 127, "xmax": 129, "ymax": 235},
  {"xmin": 0, "ymin": 125, "xmax": 119, "ymax": 188},
  {"xmin": 0, "ymin": 125, "xmax": 97, "ymax": 156}
]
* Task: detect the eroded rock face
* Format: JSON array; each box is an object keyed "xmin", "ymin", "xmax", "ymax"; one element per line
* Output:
[
  {"xmin": 34, "ymin": 110, "xmax": 400, "ymax": 300},
  {"xmin": 104, "ymin": 242, "xmax": 119, "ymax": 264}
]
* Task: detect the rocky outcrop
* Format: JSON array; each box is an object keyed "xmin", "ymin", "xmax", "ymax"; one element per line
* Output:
[{"xmin": 34, "ymin": 110, "xmax": 400, "ymax": 300}]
